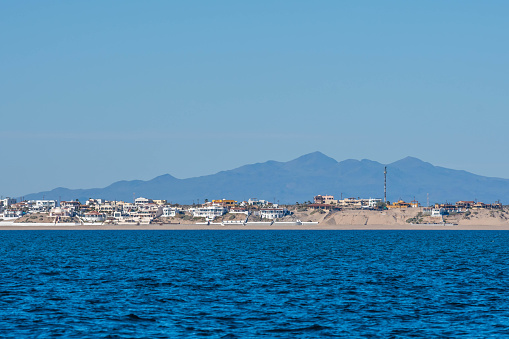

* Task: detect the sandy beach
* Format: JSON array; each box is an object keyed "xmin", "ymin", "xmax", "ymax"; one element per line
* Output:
[{"xmin": 1, "ymin": 223, "xmax": 509, "ymax": 231}]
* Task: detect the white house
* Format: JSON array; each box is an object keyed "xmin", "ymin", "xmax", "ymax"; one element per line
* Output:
[
  {"xmin": 1, "ymin": 210, "xmax": 23, "ymax": 220},
  {"xmin": 229, "ymin": 207, "xmax": 249, "ymax": 215},
  {"xmin": 113, "ymin": 211, "xmax": 130, "ymax": 219},
  {"xmin": 260, "ymin": 208, "xmax": 288, "ymax": 220},
  {"xmin": 82, "ymin": 211, "xmax": 107, "ymax": 222},
  {"xmin": 135, "ymin": 197, "xmax": 153, "ymax": 205},
  {"xmin": 86, "ymin": 198, "xmax": 105, "ymax": 206},
  {"xmin": 0, "ymin": 198, "xmax": 17, "ymax": 207},
  {"xmin": 190, "ymin": 205, "xmax": 228, "ymax": 220},
  {"xmin": 247, "ymin": 198, "xmax": 270, "ymax": 206},
  {"xmin": 121, "ymin": 203, "xmax": 136, "ymax": 212},
  {"xmin": 29, "ymin": 200, "xmax": 57, "ymax": 212},
  {"xmin": 162, "ymin": 207, "xmax": 184, "ymax": 217},
  {"xmin": 98, "ymin": 204, "xmax": 118, "ymax": 214},
  {"xmin": 111, "ymin": 211, "xmax": 142, "ymax": 224},
  {"xmin": 431, "ymin": 208, "xmax": 446, "ymax": 217},
  {"xmin": 368, "ymin": 198, "xmax": 382, "ymax": 209}
]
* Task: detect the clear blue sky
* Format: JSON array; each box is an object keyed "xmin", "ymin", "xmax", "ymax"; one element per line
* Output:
[{"xmin": 1, "ymin": 1, "xmax": 508, "ymax": 198}]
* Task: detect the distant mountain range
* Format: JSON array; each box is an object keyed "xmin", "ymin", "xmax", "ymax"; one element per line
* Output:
[{"xmin": 24, "ymin": 152, "xmax": 509, "ymax": 204}]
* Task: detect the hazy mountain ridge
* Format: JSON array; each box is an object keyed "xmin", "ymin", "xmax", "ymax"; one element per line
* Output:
[{"xmin": 24, "ymin": 152, "xmax": 509, "ymax": 204}]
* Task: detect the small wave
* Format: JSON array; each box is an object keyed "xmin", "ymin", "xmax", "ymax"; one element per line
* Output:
[
  {"xmin": 267, "ymin": 324, "xmax": 332, "ymax": 332},
  {"xmin": 126, "ymin": 314, "xmax": 156, "ymax": 322},
  {"xmin": 40, "ymin": 271, "xmax": 60, "ymax": 276},
  {"xmin": 220, "ymin": 334, "xmax": 238, "ymax": 338},
  {"xmin": 156, "ymin": 297, "xmax": 186, "ymax": 303}
]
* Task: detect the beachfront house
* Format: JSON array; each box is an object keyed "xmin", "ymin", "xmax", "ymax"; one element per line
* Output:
[
  {"xmin": 132, "ymin": 204, "xmax": 163, "ymax": 217},
  {"xmin": 113, "ymin": 211, "xmax": 129, "ymax": 219},
  {"xmin": 128, "ymin": 209, "xmax": 162, "ymax": 224},
  {"xmin": 190, "ymin": 205, "xmax": 228, "ymax": 220},
  {"xmin": 162, "ymin": 207, "xmax": 184, "ymax": 217},
  {"xmin": 423, "ymin": 207, "xmax": 447, "ymax": 217},
  {"xmin": 1, "ymin": 210, "xmax": 23, "ymax": 220},
  {"xmin": 111, "ymin": 211, "xmax": 148, "ymax": 224},
  {"xmin": 260, "ymin": 208, "xmax": 288, "ymax": 220},
  {"xmin": 82, "ymin": 211, "xmax": 107, "ymax": 223},
  {"xmin": 29, "ymin": 200, "xmax": 57, "ymax": 212},
  {"xmin": 431, "ymin": 208, "xmax": 446, "ymax": 217},
  {"xmin": 229, "ymin": 207, "xmax": 249, "ymax": 215}
]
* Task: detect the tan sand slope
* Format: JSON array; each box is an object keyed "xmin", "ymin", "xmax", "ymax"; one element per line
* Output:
[{"xmin": 288, "ymin": 207, "xmax": 509, "ymax": 226}]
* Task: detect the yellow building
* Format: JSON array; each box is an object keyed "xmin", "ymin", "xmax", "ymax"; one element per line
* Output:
[
  {"xmin": 212, "ymin": 199, "xmax": 237, "ymax": 207},
  {"xmin": 387, "ymin": 200, "xmax": 413, "ymax": 209},
  {"xmin": 153, "ymin": 200, "xmax": 167, "ymax": 205}
]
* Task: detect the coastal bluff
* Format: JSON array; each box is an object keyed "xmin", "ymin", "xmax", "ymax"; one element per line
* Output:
[{"xmin": 289, "ymin": 207, "xmax": 509, "ymax": 227}]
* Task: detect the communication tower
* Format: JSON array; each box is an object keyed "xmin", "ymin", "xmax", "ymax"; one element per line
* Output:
[{"xmin": 384, "ymin": 166, "xmax": 387, "ymax": 203}]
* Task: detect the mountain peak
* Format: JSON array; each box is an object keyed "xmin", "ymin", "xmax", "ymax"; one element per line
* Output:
[
  {"xmin": 150, "ymin": 174, "xmax": 177, "ymax": 182},
  {"xmin": 288, "ymin": 151, "xmax": 338, "ymax": 166},
  {"xmin": 390, "ymin": 156, "xmax": 433, "ymax": 168}
]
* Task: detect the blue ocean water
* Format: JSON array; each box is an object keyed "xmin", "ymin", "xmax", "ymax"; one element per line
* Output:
[{"xmin": 1, "ymin": 230, "xmax": 509, "ymax": 338}]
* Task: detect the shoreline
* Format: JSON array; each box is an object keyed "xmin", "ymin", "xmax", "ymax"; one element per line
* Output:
[{"xmin": 2, "ymin": 223, "xmax": 509, "ymax": 231}]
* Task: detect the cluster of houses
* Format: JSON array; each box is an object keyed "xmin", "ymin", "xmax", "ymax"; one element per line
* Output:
[
  {"xmin": 0, "ymin": 197, "xmax": 289, "ymax": 224},
  {"xmin": 188, "ymin": 199, "xmax": 289, "ymax": 221},
  {"xmin": 423, "ymin": 200, "xmax": 503, "ymax": 216},
  {"xmin": 0, "ymin": 197, "xmax": 58, "ymax": 219},
  {"xmin": 310, "ymin": 195, "xmax": 383, "ymax": 210},
  {"xmin": 310, "ymin": 195, "xmax": 503, "ymax": 217}
]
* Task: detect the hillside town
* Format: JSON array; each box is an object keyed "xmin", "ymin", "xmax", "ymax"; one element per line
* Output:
[
  {"xmin": 0, "ymin": 197, "xmax": 290, "ymax": 225},
  {"xmin": 0, "ymin": 194, "xmax": 504, "ymax": 226}
]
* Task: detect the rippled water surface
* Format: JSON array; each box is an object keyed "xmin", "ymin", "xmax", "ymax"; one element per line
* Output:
[{"xmin": 1, "ymin": 230, "xmax": 509, "ymax": 338}]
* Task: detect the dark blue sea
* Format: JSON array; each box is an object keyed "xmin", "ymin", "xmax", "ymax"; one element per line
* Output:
[{"xmin": 1, "ymin": 230, "xmax": 509, "ymax": 338}]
